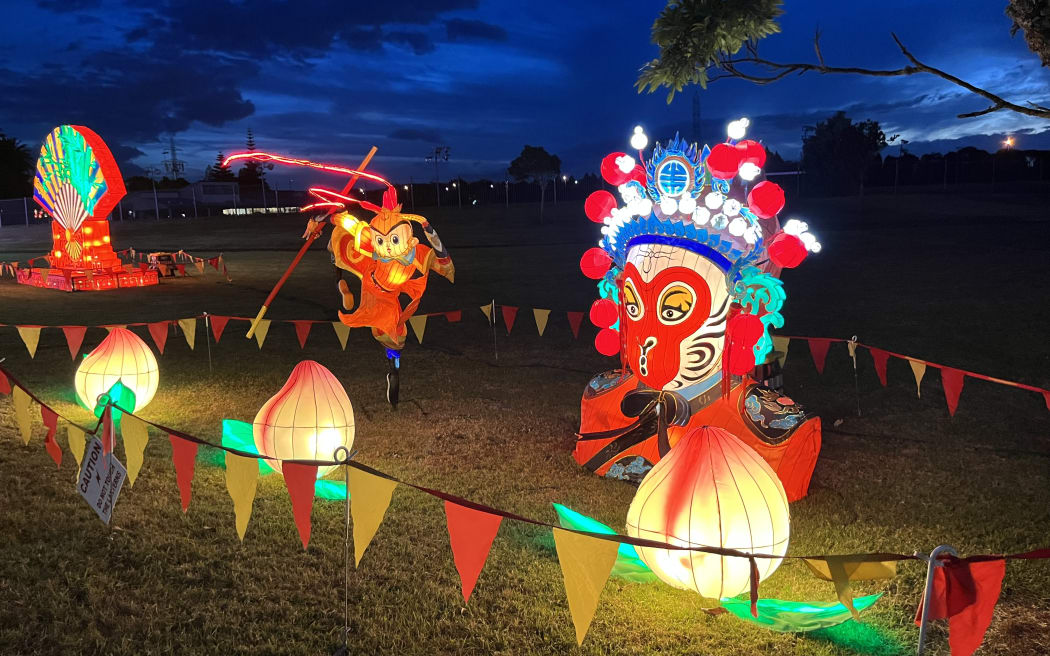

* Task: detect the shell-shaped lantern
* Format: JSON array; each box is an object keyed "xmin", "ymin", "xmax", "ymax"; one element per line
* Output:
[
  {"xmin": 253, "ymin": 361, "xmax": 355, "ymax": 478},
  {"xmin": 74, "ymin": 327, "xmax": 159, "ymax": 412},
  {"xmin": 625, "ymin": 426, "xmax": 790, "ymax": 599}
]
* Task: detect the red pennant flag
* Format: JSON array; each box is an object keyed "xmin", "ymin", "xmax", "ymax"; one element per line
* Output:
[
  {"xmin": 148, "ymin": 321, "xmax": 169, "ymax": 354},
  {"xmin": 869, "ymin": 348, "xmax": 890, "ymax": 386},
  {"xmin": 41, "ymin": 405, "xmax": 61, "ymax": 468},
  {"xmin": 444, "ymin": 501, "xmax": 503, "ymax": 603},
  {"xmin": 941, "ymin": 367, "xmax": 966, "ymax": 417},
  {"xmin": 567, "ymin": 311, "xmax": 584, "ymax": 339},
  {"xmin": 444, "ymin": 310, "xmax": 462, "ymax": 323},
  {"xmin": 169, "ymin": 434, "xmax": 199, "ymax": 512},
  {"xmin": 501, "ymin": 306, "xmax": 518, "ymax": 334},
  {"xmin": 102, "ymin": 406, "xmax": 116, "ymax": 456},
  {"xmin": 292, "ymin": 321, "xmax": 312, "ymax": 349},
  {"xmin": 176, "ymin": 263, "xmax": 186, "ymax": 276},
  {"xmin": 209, "ymin": 315, "xmax": 230, "ymax": 343},
  {"xmin": 808, "ymin": 338, "xmax": 832, "ymax": 374},
  {"xmin": 1043, "ymin": 390, "xmax": 1050, "ymax": 412},
  {"xmin": 209, "ymin": 256, "xmax": 220, "ymax": 271},
  {"xmin": 914, "ymin": 558, "xmax": 1005, "ymax": 656},
  {"xmin": 61, "ymin": 325, "xmax": 87, "ymax": 360},
  {"xmin": 283, "ymin": 462, "xmax": 318, "ymax": 549},
  {"xmin": 0, "ymin": 370, "xmax": 10, "ymax": 395}
]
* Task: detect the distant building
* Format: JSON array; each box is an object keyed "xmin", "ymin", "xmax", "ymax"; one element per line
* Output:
[{"xmin": 120, "ymin": 181, "xmax": 240, "ymax": 219}]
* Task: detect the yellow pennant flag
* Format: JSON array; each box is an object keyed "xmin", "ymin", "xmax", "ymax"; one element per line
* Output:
[
  {"xmin": 908, "ymin": 359, "xmax": 927, "ymax": 398},
  {"xmin": 12, "ymin": 386, "xmax": 33, "ymax": 445},
  {"xmin": 772, "ymin": 335, "xmax": 790, "ymax": 369},
  {"xmin": 16, "ymin": 326, "xmax": 41, "ymax": 358},
  {"xmin": 480, "ymin": 303, "xmax": 492, "ymax": 323},
  {"xmin": 254, "ymin": 319, "xmax": 271, "ymax": 349},
  {"xmin": 225, "ymin": 453, "xmax": 259, "ymax": 541},
  {"xmin": 67, "ymin": 424, "xmax": 87, "ymax": 471},
  {"xmin": 178, "ymin": 318, "xmax": 196, "ymax": 350},
  {"xmin": 804, "ymin": 557, "xmax": 898, "ymax": 621},
  {"xmin": 332, "ymin": 322, "xmax": 351, "ymax": 350},
  {"xmin": 533, "ymin": 309, "xmax": 551, "ymax": 337},
  {"xmin": 349, "ymin": 466, "xmax": 398, "ymax": 566},
  {"xmin": 552, "ymin": 528, "xmax": 619, "ymax": 645},
  {"xmin": 120, "ymin": 414, "xmax": 150, "ymax": 486},
  {"xmin": 194, "ymin": 260, "xmax": 205, "ymax": 274},
  {"xmin": 408, "ymin": 315, "xmax": 427, "ymax": 344}
]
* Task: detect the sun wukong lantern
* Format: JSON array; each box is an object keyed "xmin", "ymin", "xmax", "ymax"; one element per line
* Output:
[
  {"xmin": 252, "ymin": 361, "xmax": 355, "ymax": 478},
  {"xmin": 74, "ymin": 327, "xmax": 159, "ymax": 412},
  {"xmin": 625, "ymin": 426, "xmax": 790, "ymax": 599}
]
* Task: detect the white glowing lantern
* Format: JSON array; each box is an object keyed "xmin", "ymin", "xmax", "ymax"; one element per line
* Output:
[
  {"xmin": 74, "ymin": 327, "xmax": 159, "ymax": 412},
  {"xmin": 630, "ymin": 125, "xmax": 649, "ymax": 150},
  {"xmin": 625, "ymin": 426, "xmax": 790, "ymax": 599},
  {"xmin": 253, "ymin": 360, "xmax": 355, "ymax": 478},
  {"xmin": 727, "ymin": 118, "xmax": 750, "ymax": 141}
]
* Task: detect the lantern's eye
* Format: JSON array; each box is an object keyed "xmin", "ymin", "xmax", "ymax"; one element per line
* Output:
[
  {"xmin": 623, "ymin": 279, "xmax": 643, "ymax": 321},
  {"xmin": 376, "ymin": 237, "xmax": 384, "ymax": 246},
  {"xmin": 392, "ymin": 235, "xmax": 399, "ymax": 246},
  {"xmin": 658, "ymin": 283, "xmax": 694, "ymax": 325}
]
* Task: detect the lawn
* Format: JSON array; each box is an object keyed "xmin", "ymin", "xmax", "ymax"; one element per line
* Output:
[{"xmin": 0, "ymin": 194, "xmax": 1048, "ymax": 655}]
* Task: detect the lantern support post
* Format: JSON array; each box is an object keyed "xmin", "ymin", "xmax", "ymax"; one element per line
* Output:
[
  {"xmin": 490, "ymin": 299, "xmax": 498, "ymax": 361},
  {"xmin": 915, "ymin": 544, "xmax": 957, "ymax": 655},
  {"xmin": 203, "ymin": 313, "xmax": 213, "ymax": 375},
  {"xmin": 333, "ymin": 445, "xmax": 359, "ymax": 656}
]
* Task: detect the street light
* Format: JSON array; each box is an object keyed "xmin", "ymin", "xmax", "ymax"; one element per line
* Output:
[{"xmin": 1003, "ymin": 136, "xmax": 1015, "ymax": 149}]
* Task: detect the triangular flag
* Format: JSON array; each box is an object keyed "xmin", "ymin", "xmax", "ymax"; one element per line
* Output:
[
  {"xmin": 0, "ymin": 370, "xmax": 10, "ymax": 395},
  {"xmin": 444, "ymin": 310, "xmax": 461, "ymax": 323},
  {"xmin": 552, "ymin": 528, "xmax": 619, "ymax": 645},
  {"xmin": 194, "ymin": 260, "xmax": 205, "ymax": 274},
  {"xmin": 67, "ymin": 424, "xmax": 87, "ymax": 472},
  {"xmin": 804, "ymin": 556, "xmax": 897, "ymax": 621},
  {"xmin": 121, "ymin": 414, "xmax": 150, "ymax": 486},
  {"xmin": 332, "ymin": 322, "xmax": 351, "ymax": 350},
  {"xmin": 479, "ymin": 303, "xmax": 492, "ymax": 323},
  {"xmin": 567, "ymin": 311, "xmax": 584, "ymax": 339},
  {"xmin": 254, "ymin": 319, "xmax": 271, "ymax": 349},
  {"xmin": 210, "ymin": 315, "xmax": 230, "ymax": 343},
  {"xmin": 869, "ymin": 348, "xmax": 890, "ymax": 386},
  {"xmin": 501, "ymin": 306, "xmax": 518, "ymax": 334},
  {"xmin": 225, "ymin": 453, "xmax": 259, "ymax": 541},
  {"xmin": 808, "ymin": 338, "xmax": 832, "ymax": 374},
  {"xmin": 533, "ymin": 309, "xmax": 550, "ymax": 336},
  {"xmin": 283, "ymin": 462, "xmax": 318, "ymax": 548},
  {"xmin": 101, "ymin": 405, "xmax": 115, "ymax": 455},
  {"xmin": 908, "ymin": 359, "xmax": 927, "ymax": 398},
  {"xmin": 444, "ymin": 501, "xmax": 503, "ymax": 603},
  {"xmin": 349, "ymin": 466, "xmax": 399, "ymax": 566},
  {"xmin": 1043, "ymin": 390, "xmax": 1050, "ymax": 412},
  {"xmin": 176, "ymin": 263, "xmax": 186, "ymax": 276},
  {"xmin": 16, "ymin": 326, "xmax": 41, "ymax": 358},
  {"xmin": 169, "ymin": 434, "xmax": 198, "ymax": 512},
  {"xmin": 41, "ymin": 405, "xmax": 61, "ymax": 468},
  {"xmin": 941, "ymin": 367, "xmax": 965, "ymax": 417},
  {"xmin": 61, "ymin": 325, "xmax": 87, "ymax": 360},
  {"xmin": 408, "ymin": 315, "xmax": 427, "ymax": 344},
  {"xmin": 148, "ymin": 321, "xmax": 169, "ymax": 354},
  {"xmin": 209, "ymin": 256, "xmax": 220, "ymax": 270},
  {"xmin": 772, "ymin": 335, "xmax": 790, "ymax": 368},
  {"xmin": 292, "ymin": 320, "xmax": 312, "ymax": 349},
  {"xmin": 178, "ymin": 318, "xmax": 196, "ymax": 350},
  {"xmin": 12, "ymin": 386, "xmax": 32, "ymax": 445},
  {"xmin": 914, "ymin": 558, "xmax": 1005, "ymax": 656}
]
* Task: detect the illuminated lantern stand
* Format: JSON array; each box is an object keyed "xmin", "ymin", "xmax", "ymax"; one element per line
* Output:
[
  {"xmin": 18, "ymin": 125, "xmax": 158, "ymax": 291},
  {"xmin": 75, "ymin": 327, "xmax": 160, "ymax": 412}
]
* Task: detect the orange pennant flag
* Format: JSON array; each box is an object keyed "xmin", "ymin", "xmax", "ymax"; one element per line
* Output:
[
  {"xmin": 168, "ymin": 434, "xmax": 198, "ymax": 512},
  {"xmin": 444, "ymin": 501, "xmax": 502, "ymax": 603},
  {"xmin": 283, "ymin": 462, "xmax": 318, "ymax": 549},
  {"xmin": 61, "ymin": 325, "xmax": 87, "ymax": 360}
]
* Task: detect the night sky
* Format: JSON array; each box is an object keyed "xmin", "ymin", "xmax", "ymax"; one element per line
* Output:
[{"xmin": 1, "ymin": 0, "xmax": 1047, "ymax": 185}]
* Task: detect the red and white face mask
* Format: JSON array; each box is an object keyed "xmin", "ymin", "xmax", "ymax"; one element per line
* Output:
[{"xmin": 621, "ymin": 244, "xmax": 730, "ymax": 391}]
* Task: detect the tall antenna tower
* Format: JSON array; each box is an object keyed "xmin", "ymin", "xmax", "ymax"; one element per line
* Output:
[
  {"xmin": 163, "ymin": 134, "xmax": 185, "ymax": 179},
  {"xmin": 691, "ymin": 88, "xmax": 702, "ymax": 145}
]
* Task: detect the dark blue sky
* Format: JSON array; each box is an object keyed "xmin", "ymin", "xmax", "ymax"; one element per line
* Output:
[{"xmin": 2, "ymin": 0, "xmax": 1047, "ymax": 185}]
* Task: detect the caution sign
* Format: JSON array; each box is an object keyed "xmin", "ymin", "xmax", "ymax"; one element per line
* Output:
[{"xmin": 77, "ymin": 437, "xmax": 126, "ymax": 525}]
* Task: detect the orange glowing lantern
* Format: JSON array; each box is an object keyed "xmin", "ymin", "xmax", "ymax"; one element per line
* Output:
[
  {"xmin": 625, "ymin": 426, "xmax": 790, "ymax": 599},
  {"xmin": 252, "ymin": 361, "xmax": 355, "ymax": 478},
  {"xmin": 74, "ymin": 327, "xmax": 159, "ymax": 412}
]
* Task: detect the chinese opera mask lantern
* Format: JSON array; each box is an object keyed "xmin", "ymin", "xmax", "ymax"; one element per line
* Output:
[
  {"xmin": 625, "ymin": 426, "xmax": 790, "ymax": 598},
  {"xmin": 252, "ymin": 360, "xmax": 355, "ymax": 478},
  {"xmin": 74, "ymin": 327, "xmax": 159, "ymax": 412}
]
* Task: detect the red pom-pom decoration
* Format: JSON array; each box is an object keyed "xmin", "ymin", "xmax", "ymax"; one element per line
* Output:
[
  {"xmin": 584, "ymin": 191, "xmax": 617, "ymax": 224},
  {"xmin": 589, "ymin": 298, "xmax": 618, "ymax": 328},
  {"xmin": 706, "ymin": 143, "xmax": 743, "ymax": 180},
  {"xmin": 725, "ymin": 313, "xmax": 764, "ymax": 375},
  {"xmin": 737, "ymin": 140, "xmax": 767, "ymax": 168},
  {"xmin": 580, "ymin": 247, "xmax": 612, "ymax": 280},
  {"xmin": 747, "ymin": 181, "xmax": 785, "ymax": 219},
  {"xmin": 767, "ymin": 233, "xmax": 807, "ymax": 268},
  {"xmin": 595, "ymin": 328, "xmax": 620, "ymax": 356},
  {"xmin": 600, "ymin": 152, "xmax": 632, "ymax": 186}
]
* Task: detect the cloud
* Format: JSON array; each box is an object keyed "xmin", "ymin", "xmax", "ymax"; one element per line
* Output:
[
  {"xmin": 35, "ymin": 0, "xmax": 101, "ymax": 10},
  {"xmin": 446, "ymin": 18, "xmax": 507, "ymax": 43},
  {"xmin": 389, "ymin": 128, "xmax": 443, "ymax": 142}
]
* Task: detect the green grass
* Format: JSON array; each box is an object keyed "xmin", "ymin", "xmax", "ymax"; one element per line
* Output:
[{"xmin": 1, "ymin": 195, "xmax": 1048, "ymax": 655}]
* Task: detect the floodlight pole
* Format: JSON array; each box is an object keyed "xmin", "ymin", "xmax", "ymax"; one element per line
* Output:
[{"xmin": 916, "ymin": 545, "xmax": 957, "ymax": 655}]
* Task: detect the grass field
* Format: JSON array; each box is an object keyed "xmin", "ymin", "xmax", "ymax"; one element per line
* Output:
[{"xmin": 1, "ymin": 194, "xmax": 1048, "ymax": 655}]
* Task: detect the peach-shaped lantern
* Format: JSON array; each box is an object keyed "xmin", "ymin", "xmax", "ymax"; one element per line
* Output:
[
  {"xmin": 252, "ymin": 360, "xmax": 355, "ymax": 478},
  {"xmin": 74, "ymin": 327, "xmax": 159, "ymax": 412},
  {"xmin": 625, "ymin": 426, "xmax": 790, "ymax": 599}
]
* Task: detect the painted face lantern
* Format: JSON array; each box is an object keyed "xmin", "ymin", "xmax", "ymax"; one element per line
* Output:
[{"xmin": 574, "ymin": 123, "xmax": 825, "ymax": 502}]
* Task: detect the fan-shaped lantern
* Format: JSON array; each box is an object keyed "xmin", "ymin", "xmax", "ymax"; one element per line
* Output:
[
  {"xmin": 252, "ymin": 361, "xmax": 355, "ymax": 478},
  {"xmin": 625, "ymin": 426, "xmax": 790, "ymax": 599},
  {"xmin": 74, "ymin": 327, "xmax": 159, "ymax": 412}
]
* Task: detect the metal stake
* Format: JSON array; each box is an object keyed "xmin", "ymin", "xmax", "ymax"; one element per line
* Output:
[
  {"xmin": 490, "ymin": 299, "xmax": 498, "ymax": 361},
  {"xmin": 203, "ymin": 313, "xmax": 214, "ymax": 375},
  {"xmin": 916, "ymin": 545, "xmax": 957, "ymax": 655},
  {"xmin": 848, "ymin": 335, "xmax": 861, "ymax": 417}
]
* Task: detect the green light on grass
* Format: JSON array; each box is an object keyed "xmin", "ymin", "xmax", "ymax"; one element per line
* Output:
[
  {"xmin": 552, "ymin": 503, "xmax": 658, "ymax": 583},
  {"xmin": 719, "ymin": 594, "xmax": 881, "ymax": 633}
]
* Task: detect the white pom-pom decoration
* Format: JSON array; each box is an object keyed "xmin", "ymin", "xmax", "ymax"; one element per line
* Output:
[
  {"xmin": 659, "ymin": 197, "xmax": 679, "ymax": 216},
  {"xmin": 678, "ymin": 196, "xmax": 697, "ymax": 215},
  {"xmin": 727, "ymin": 118, "xmax": 750, "ymax": 141},
  {"xmin": 739, "ymin": 162, "xmax": 762, "ymax": 181},
  {"xmin": 704, "ymin": 192, "xmax": 724, "ymax": 210},
  {"xmin": 692, "ymin": 207, "xmax": 711, "ymax": 226},
  {"xmin": 728, "ymin": 217, "xmax": 747, "ymax": 236},
  {"xmin": 616, "ymin": 155, "xmax": 636, "ymax": 173},
  {"xmin": 723, "ymin": 199, "xmax": 741, "ymax": 217}
]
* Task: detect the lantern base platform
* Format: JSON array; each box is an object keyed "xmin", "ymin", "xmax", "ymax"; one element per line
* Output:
[{"xmin": 15, "ymin": 267, "xmax": 159, "ymax": 292}]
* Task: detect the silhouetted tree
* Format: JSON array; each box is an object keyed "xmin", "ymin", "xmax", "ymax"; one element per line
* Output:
[
  {"xmin": 205, "ymin": 151, "xmax": 236, "ymax": 182},
  {"xmin": 802, "ymin": 112, "xmax": 886, "ymax": 196},
  {"xmin": 508, "ymin": 145, "xmax": 560, "ymax": 223},
  {"xmin": 0, "ymin": 130, "xmax": 33, "ymax": 198},
  {"xmin": 237, "ymin": 128, "xmax": 272, "ymax": 191}
]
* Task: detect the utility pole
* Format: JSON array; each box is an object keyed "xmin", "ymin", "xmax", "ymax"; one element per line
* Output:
[
  {"xmin": 425, "ymin": 146, "xmax": 449, "ymax": 207},
  {"xmin": 145, "ymin": 166, "xmax": 162, "ymax": 220}
]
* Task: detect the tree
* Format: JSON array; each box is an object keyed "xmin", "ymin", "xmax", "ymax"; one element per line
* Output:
[
  {"xmin": 237, "ymin": 128, "xmax": 272, "ymax": 190},
  {"xmin": 205, "ymin": 151, "xmax": 236, "ymax": 182},
  {"xmin": 508, "ymin": 145, "xmax": 560, "ymax": 223},
  {"xmin": 0, "ymin": 130, "xmax": 34, "ymax": 198},
  {"xmin": 801, "ymin": 112, "xmax": 886, "ymax": 196},
  {"xmin": 638, "ymin": 0, "xmax": 1050, "ymax": 120}
]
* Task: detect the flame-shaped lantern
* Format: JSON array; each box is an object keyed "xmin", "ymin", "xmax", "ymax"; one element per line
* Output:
[
  {"xmin": 625, "ymin": 426, "xmax": 790, "ymax": 599},
  {"xmin": 252, "ymin": 361, "xmax": 355, "ymax": 478},
  {"xmin": 74, "ymin": 327, "xmax": 159, "ymax": 412}
]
